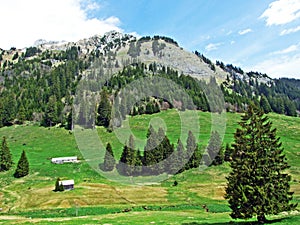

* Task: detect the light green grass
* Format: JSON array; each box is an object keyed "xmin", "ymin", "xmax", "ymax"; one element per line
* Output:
[{"xmin": 0, "ymin": 110, "xmax": 299, "ymax": 224}]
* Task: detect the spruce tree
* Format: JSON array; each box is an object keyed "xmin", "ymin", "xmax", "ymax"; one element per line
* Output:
[
  {"xmin": 176, "ymin": 139, "xmax": 186, "ymax": 174},
  {"xmin": 14, "ymin": 150, "xmax": 29, "ymax": 178},
  {"xmin": 54, "ymin": 178, "xmax": 64, "ymax": 192},
  {"xmin": 206, "ymin": 131, "xmax": 224, "ymax": 166},
  {"xmin": 133, "ymin": 149, "xmax": 143, "ymax": 176},
  {"xmin": 0, "ymin": 136, "xmax": 13, "ymax": 171},
  {"xmin": 100, "ymin": 143, "xmax": 116, "ymax": 171},
  {"xmin": 96, "ymin": 90, "xmax": 112, "ymax": 128},
  {"xmin": 117, "ymin": 135, "xmax": 136, "ymax": 176},
  {"xmin": 54, "ymin": 178, "xmax": 61, "ymax": 192},
  {"xmin": 225, "ymin": 105, "xmax": 297, "ymax": 223},
  {"xmin": 42, "ymin": 95, "xmax": 58, "ymax": 127},
  {"xmin": 185, "ymin": 131, "xmax": 200, "ymax": 169}
]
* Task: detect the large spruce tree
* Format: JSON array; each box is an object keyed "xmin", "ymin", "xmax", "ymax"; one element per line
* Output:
[
  {"xmin": 14, "ymin": 150, "xmax": 29, "ymax": 178},
  {"xmin": 97, "ymin": 90, "xmax": 112, "ymax": 128},
  {"xmin": 225, "ymin": 105, "xmax": 297, "ymax": 223},
  {"xmin": 0, "ymin": 136, "xmax": 13, "ymax": 171}
]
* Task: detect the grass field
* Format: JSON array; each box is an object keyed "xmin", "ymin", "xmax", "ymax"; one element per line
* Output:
[{"xmin": 0, "ymin": 110, "xmax": 299, "ymax": 224}]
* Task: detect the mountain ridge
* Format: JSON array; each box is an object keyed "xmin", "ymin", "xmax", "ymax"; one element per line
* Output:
[{"xmin": 0, "ymin": 31, "xmax": 299, "ymax": 128}]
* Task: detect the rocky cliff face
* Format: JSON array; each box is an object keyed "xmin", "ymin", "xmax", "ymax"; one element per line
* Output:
[
  {"xmin": 1, "ymin": 31, "xmax": 273, "ymax": 83},
  {"xmin": 31, "ymin": 31, "xmax": 220, "ymax": 79}
]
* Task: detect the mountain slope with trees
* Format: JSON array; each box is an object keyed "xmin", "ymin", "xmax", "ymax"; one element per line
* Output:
[{"xmin": 0, "ymin": 32, "xmax": 299, "ymax": 129}]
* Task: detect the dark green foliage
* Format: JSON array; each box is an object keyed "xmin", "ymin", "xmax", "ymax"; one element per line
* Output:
[
  {"xmin": 185, "ymin": 131, "xmax": 201, "ymax": 169},
  {"xmin": 260, "ymin": 95, "xmax": 272, "ymax": 113},
  {"xmin": 12, "ymin": 52, "xmax": 19, "ymax": 60},
  {"xmin": 225, "ymin": 105, "xmax": 297, "ymax": 223},
  {"xmin": 224, "ymin": 143, "xmax": 232, "ymax": 162},
  {"xmin": 117, "ymin": 135, "xmax": 136, "ymax": 176},
  {"xmin": 0, "ymin": 136, "xmax": 13, "ymax": 171},
  {"xmin": 206, "ymin": 131, "xmax": 224, "ymax": 166},
  {"xmin": 220, "ymin": 64, "xmax": 299, "ymax": 116},
  {"xmin": 59, "ymin": 183, "xmax": 65, "ymax": 192},
  {"xmin": 13, "ymin": 150, "xmax": 29, "ymax": 178},
  {"xmin": 100, "ymin": 143, "xmax": 116, "ymax": 172},
  {"xmin": 96, "ymin": 90, "xmax": 112, "ymax": 128},
  {"xmin": 66, "ymin": 109, "xmax": 73, "ymax": 130},
  {"xmin": 54, "ymin": 178, "xmax": 64, "ymax": 192},
  {"xmin": 42, "ymin": 95, "xmax": 59, "ymax": 127},
  {"xmin": 24, "ymin": 47, "xmax": 41, "ymax": 58}
]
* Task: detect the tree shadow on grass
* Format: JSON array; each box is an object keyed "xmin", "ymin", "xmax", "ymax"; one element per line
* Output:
[{"xmin": 182, "ymin": 218, "xmax": 287, "ymax": 225}]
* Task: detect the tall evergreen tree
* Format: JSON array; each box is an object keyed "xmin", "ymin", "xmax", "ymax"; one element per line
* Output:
[
  {"xmin": 54, "ymin": 177, "xmax": 61, "ymax": 192},
  {"xmin": 260, "ymin": 95, "xmax": 272, "ymax": 113},
  {"xmin": 225, "ymin": 105, "xmax": 297, "ymax": 223},
  {"xmin": 185, "ymin": 131, "xmax": 200, "ymax": 169},
  {"xmin": 143, "ymin": 126, "xmax": 159, "ymax": 175},
  {"xmin": 100, "ymin": 143, "xmax": 116, "ymax": 171},
  {"xmin": 0, "ymin": 136, "xmax": 13, "ymax": 171},
  {"xmin": 133, "ymin": 149, "xmax": 143, "ymax": 176},
  {"xmin": 14, "ymin": 150, "xmax": 29, "ymax": 178},
  {"xmin": 176, "ymin": 139, "xmax": 186, "ymax": 174},
  {"xmin": 206, "ymin": 131, "xmax": 224, "ymax": 166},
  {"xmin": 117, "ymin": 135, "xmax": 136, "ymax": 176},
  {"xmin": 42, "ymin": 95, "xmax": 58, "ymax": 127},
  {"xmin": 54, "ymin": 177, "xmax": 64, "ymax": 192},
  {"xmin": 96, "ymin": 90, "xmax": 112, "ymax": 128}
]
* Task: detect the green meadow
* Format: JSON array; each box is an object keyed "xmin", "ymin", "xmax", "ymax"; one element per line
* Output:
[{"xmin": 0, "ymin": 110, "xmax": 299, "ymax": 224}]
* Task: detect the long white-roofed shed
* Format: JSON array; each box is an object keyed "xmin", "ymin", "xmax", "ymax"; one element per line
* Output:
[{"xmin": 51, "ymin": 156, "xmax": 78, "ymax": 164}]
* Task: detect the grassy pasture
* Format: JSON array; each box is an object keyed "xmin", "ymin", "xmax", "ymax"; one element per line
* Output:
[{"xmin": 0, "ymin": 110, "xmax": 299, "ymax": 224}]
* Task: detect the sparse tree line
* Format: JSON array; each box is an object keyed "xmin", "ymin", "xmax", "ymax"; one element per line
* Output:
[
  {"xmin": 0, "ymin": 136, "xmax": 29, "ymax": 178},
  {"xmin": 99, "ymin": 127, "xmax": 224, "ymax": 176}
]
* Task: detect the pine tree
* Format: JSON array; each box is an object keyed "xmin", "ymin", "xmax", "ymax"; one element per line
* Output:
[
  {"xmin": 96, "ymin": 90, "xmax": 112, "ymax": 128},
  {"xmin": 176, "ymin": 139, "xmax": 186, "ymax": 174},
  {"xmin": 225, "ymin": 105, "xmax": 297, "ymax": 223},
  {"xmin": 143, "ymin": 126, "xmax": 159, "ymax": 175},
  {"xmin": 54, "ymin": 178, "xmax": 61, "ymax": 192},
  {"xmin": 100, "ymin": 143, "xmax": 116, "ymax": 171},
  {"xmin": 185, "ymin": 131, "xmax": 200, "ymax": 169},
  {"xmin": 0, "ymin": 136, "xmax": 13, "ymax": 171},
  {"xmin": 206, "ymin": 131, "xmax": 224, "ymax": 166},
  {"xmin": 66, "ymin": 108, "xmax": 73, "ymax": 130},
  {"xmin": 260, "ymin": 95, "xmax": 272, "ymax": 113},
  {"xmin": 133, "ymin": 149, "xmax": 143, "ymax": 176},
  {"xmin": 42, "ymin": 95, "xmax": 59, "ymax": 127},
  {"xmin": 54, "ymin": 178, "xmax": 64, "ymax": 192},
  {"xmin": 117, "ymin": 135, "xmax": 136, "ymax": 176},
  {"xmin": 14, "ymin": 150, "xmax": 29, "ymax": 178}
]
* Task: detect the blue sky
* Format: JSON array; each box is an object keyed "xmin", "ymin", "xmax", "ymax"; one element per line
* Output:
[{"xmin": 1, "ymin": 0, "xmax": 300, "ymax": 79}]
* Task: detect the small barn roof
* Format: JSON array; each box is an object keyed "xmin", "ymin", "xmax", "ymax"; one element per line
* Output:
[{"xmin": 59, "ymin": 180, "xmax": 75, "ymax": 186}]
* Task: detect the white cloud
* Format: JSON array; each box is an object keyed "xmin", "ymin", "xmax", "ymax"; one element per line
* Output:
[
  {"xmin": 260, "ymin": 0, "xmax": 300, "ymax": 26},
  {"xmin": 0, "ymin": 0, "xmax": 122, "ymax": 49},
  {"xmin": 238, "ymin": 29, "xmax": 252, "ymax": 35},
  {"xmin": 205, "ymin": 43, "xmax": 222, "ymax": 52},
  {"xmin": 272, "ymin": 43, "xmax": 300, "ymax": 55},
  {"xmin": 280, "ymin": 25, "xmax": 300, "ymax": 35},
  {"xmin": 251, "ymin": 54, "xmax": 300, "ymax": 79}
]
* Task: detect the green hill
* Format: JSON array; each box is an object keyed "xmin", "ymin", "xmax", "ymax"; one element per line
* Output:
[{"xmin": 0, "ymin": 110, "xmax": 299, "ymax": 224}]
